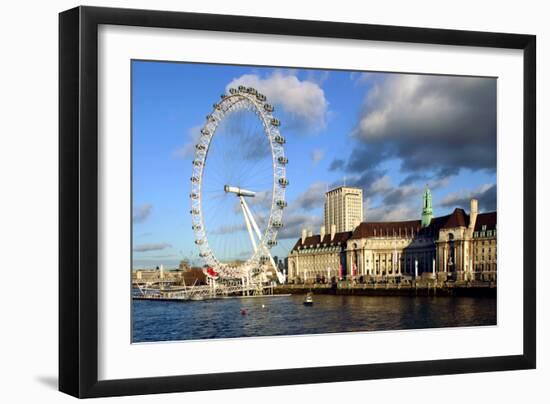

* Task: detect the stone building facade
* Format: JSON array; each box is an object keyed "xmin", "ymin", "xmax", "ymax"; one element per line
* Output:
[
  {"xmin": 288, "ymin": 189, "xmax": 496, "ymax": 284},
  {"xmin": 287, "ymin": 225, "xmax": 351, "ymax": 283}
]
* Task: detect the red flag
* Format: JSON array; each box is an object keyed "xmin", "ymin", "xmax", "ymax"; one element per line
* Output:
[{"xmin": 204, "ymin": 267, "xmax": 219, "ymax": 279}]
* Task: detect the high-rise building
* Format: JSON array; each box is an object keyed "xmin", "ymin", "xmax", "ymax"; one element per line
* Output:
[{"xmin": 324, "ymin": 186, "xmax": 363, "ymax": 232}]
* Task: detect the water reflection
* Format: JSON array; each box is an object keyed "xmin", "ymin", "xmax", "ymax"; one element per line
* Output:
[{"xmin": 132, "ymin": 295, "xmax": 496, "ymax": 343}]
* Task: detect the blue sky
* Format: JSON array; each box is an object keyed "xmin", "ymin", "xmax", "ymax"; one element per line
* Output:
[{"xmin": 132, "ymin": 60, "xmax": 497, "ymax": 269}]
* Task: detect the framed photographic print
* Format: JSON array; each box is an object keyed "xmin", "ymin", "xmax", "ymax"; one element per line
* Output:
[{"xmin": 59, "ymin": 6, "xmax": 536, "ymax": 398}]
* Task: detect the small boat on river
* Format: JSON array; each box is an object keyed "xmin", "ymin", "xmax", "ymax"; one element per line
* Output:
[{"xmin": 303, "ymin": 292, "xmax": 314, "ymax": 306}]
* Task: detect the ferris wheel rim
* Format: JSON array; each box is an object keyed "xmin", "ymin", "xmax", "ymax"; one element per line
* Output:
[{"xmin": 189, "ymin": 87, "xmax": 288, "ymax": 279}]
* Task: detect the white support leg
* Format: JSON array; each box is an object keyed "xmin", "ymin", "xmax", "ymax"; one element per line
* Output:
[
  {"xmin": 241, "ymin": 196, "xmax": 286, "ymax": 284},
  {"xmin": 240, "ymin": 196, "xmax": 258, "ymax": 253},
  {"xmin": 241, "ymin": 197, "xmax": 262, "ymax": 240}
]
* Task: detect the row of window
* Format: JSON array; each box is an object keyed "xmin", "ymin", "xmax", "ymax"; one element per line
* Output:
[{"xmin": 474, "ymin": 229, "xmax": 496, "ymax": 238}]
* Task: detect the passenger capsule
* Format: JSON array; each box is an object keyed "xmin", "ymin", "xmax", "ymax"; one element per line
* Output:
[
  {"xmin": 277, "ymin": 156, "xmax": 288, "ymax": 164},
  {"xmin": 276, "ymin": 200, "xmax": 287, "ymax": 208},
  {"xmin": 278, "ymin": 178, "xmax": 289, "ymax": 187},
  {"xmin": 195, "ymin": 144, "xmax": 206, "ymax": 151},
  {"xmin": 193, "ymin": 160, "xmax": 203, "ymax": 166},
  {"xmin": 238, "ymin": 85, "xmax": 247, "ymax": 92},
  {"xmin": 247, "ymin": 87, "xmax": 257, "ymax": 95},
  {"xmin": 256, "ymin": 93, "xmax": 266, "ymax": 102},
  {"xmin": 190, "ymin": 176, "xmax": 199, "ymax": 183},
  {"xmin": 272, "ymin": 221, "xmax": 283, "ymax": 228},
  {"xmin": 190, "ymin": 193, "xmax": 199, "ymax": 199},
  {"xmin": 199, "ymin": 252, "xmax": 209, "ymax": 257},
  {"xmin": 270, "ymin": 118, "xmax": 281, "ymax": 127},
  {"xmin": 267, "ymin": 240, "xmax": 277, "ymax": 247},
  {"xmin": 201, "ymin": 128, "xmax": 210, "ymax": 136},
  {"xmin": 192, "ymin": 224, "xmax": 201, "ymax": 230},
  {"xmin": 190, "ymin": 209, "xmax": 200, "ymax": 215},
  {"xmin": 274, "ymin": 135, "xmax": 285, "ymax": 144},
  {"xmin": 195, "ymin": 239, "xmax": 204, "ymax": 245},
  {"xmin": 264, "ymin": 104, "xmax": 274, "ymax": 112},
  {"xmin": 213, "ymin": 103, "xmax": 221, "ymax": 110},
  {"xmin": 229, "ymin": 88, "xmax": 237, "ymax": 94}
]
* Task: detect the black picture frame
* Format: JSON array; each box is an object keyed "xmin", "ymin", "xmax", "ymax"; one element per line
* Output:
[{"xmin": 59, "ymin": 5, "xmax": 536, "ymax": 398}]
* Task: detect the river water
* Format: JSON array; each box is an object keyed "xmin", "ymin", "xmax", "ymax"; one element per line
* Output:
[{"xmin": 132, "ymin": 294, "xmax": 496, "ymax": 343}]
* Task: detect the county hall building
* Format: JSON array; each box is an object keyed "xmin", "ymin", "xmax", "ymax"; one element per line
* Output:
[{"xmin": 287, "ymin": 186, "xmax": 497, "ymax": 284}]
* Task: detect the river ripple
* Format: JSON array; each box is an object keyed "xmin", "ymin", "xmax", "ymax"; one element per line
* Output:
[{"xmin": 132, "ymin": 294, "xmax": 496, "ymax": 343}]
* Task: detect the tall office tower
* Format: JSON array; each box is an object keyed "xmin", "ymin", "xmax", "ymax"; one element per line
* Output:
[{"xmin": 324, "ymin": 186, "xmax": 363, "ymax": 233}]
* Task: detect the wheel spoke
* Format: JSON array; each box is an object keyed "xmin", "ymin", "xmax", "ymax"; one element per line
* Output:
[{"xmin": 189, "ymin": 88, "xmax": 287, "ymax": 283}]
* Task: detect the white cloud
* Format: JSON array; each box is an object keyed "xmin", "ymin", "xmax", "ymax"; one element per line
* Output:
[
  {"xmin": 363, "ymin": 197, "xmax": 419, "ymax": 222},
  {"xmin": 277, "ymin": 213, "xmax": 323, "ymax": 240},
  {"xmin": 132, "ymin": 203, "xmax": 152, "ymax": 224},
  {"xmin": 232, "ymin": 190, "xmax": 272, "ymax": 214},
  {"xmin": 368, "ymin": 175, "xmax": 393, "ymax": 195},
  {"xmin": 311, "ymin": 149, "xmax": 325, "ymax": 165},
  {"xmin": 226, "ymin": 71, "xmax": 328, "ymax": 132},
  {"xmin": 173, "ymin": 125, "xmax": 201, "ymax": 160}
]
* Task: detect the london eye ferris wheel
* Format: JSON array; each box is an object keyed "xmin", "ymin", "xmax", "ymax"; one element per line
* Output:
[{"xmin": 190, "ymin": 85, "xmax": 288, "ymax": 284}]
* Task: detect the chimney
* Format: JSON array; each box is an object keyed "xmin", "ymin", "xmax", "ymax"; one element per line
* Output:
[
  {"xmin": 308, "ymin": 230, "xmax": 313, "ymax": 237},
  {"xmin": 469, "ymin": 198, "xmax": 478, "ymax": 229},
  {"xmin": 301, "ymin": 229, "xmax": 307, "ymax": 244},
  {"xmin": 330, "ymin": 224, "xmax": 336, "ymax": 241},
  {"xmin": 320, "ymin": 225, "xmax": 326, "ymax": 241}
]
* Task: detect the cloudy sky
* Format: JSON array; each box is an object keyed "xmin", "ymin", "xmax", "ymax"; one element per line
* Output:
[{"xmin": 132, "ymin": 61, "xmax": 496, "ymax": 268}]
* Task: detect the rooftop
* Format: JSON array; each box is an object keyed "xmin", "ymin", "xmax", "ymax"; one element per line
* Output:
[
  {"xmin": 291, "ymin": 208, "xmax": 497, "ymax": 249},
  {"xmin": 292, "ymin": 231, "xmax": 353, "ymax": 250},
  {"xmin": 326, "ymin": 185, "xmax": 363, "ymax": 194}
]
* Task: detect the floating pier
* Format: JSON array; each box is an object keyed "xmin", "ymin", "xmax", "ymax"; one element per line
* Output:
[{"xmin": 132, "ymin": 279, "xmax": 277, "ymax": 302}]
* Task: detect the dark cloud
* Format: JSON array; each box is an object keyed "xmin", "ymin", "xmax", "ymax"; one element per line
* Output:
[
  {"xmin": 132, "ymin": 203, "xmax": 152, "ymax": 224},
  {"xmin": 339, "ymin": 169, "xmax": 388, "ymax": 199},
  {"xmin": 382, "ymin": 185, "xmax": 422, "ymax": 206},
  {"xmin": 342, "ymin": 75, "xmax": 496, "ymax": 184},
  {"xmin": 329, "ymin": 159, "xmax": 345, "ymax": 171},
  {"xmin": 292, "ymin": 182, "xmax": 326, "ymax": 211},
  {"xmin": 133, "ymin": 242, "xmax": 171, "ymax": 252},
  {"xmin": 440, "ymin": 184, "xmax": 496, "ymax": 212},
  {"xmin": 361, "ymin": 173, "xmax": 451, "ymax": 222},
  {"xmin": 399, "ymin": 173, "xmax": 427, "ymax": 186}
]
